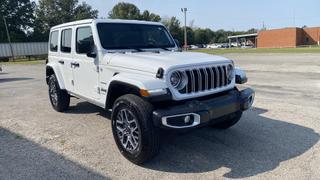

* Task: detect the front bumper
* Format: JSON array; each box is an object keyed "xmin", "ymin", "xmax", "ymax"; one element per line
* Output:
[{"xmin": 152, "ymin": 88, "xmax": 254, "ymax": 129}]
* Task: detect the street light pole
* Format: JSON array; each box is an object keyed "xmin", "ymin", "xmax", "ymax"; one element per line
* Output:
[
  {"xmin": 3, "ymin": 17, "xmax": 14, "ymax": 60},
  {"xmin": 181, "ymin": 8, "xmax": 187, "ymax": 50}
]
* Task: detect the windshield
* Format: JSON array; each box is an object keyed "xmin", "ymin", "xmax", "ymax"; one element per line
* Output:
[{"xmin": 97, "ymin": 23, "xmax": 176, "ymax": 50}]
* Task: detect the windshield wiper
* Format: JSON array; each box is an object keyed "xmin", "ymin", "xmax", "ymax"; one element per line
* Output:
[
  {"xmin": 146, "ymin": 45, "xmax": 171, "ymax": 51},
  {"xmin": 121, "ymin": 47, "xmax": 145, "ymax": 52}
]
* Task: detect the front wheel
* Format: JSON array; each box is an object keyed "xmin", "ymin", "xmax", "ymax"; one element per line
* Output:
[
  {"xmin": 211, "ymin": 111, "xmax": 243, "ymax": 129},
  {"xmin": 111, "ymin": 94, "xmax": 160, "ymax": 164}
]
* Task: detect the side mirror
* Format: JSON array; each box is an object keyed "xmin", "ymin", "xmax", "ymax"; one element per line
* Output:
[
  {"xmin": 86, "ymin": 43, "xmax": 97, "ymax": 58},
  {"xmin": 86, "ymin": 51, "xmax": 97, "ymax": 58}
]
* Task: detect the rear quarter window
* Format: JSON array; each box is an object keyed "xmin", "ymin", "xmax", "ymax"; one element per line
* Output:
[{"xmin": 50, "ymin": 31, "xmax": 59, "ymax": 52}]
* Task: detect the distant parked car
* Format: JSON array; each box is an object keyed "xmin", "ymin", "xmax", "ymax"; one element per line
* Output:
[
  {"xmin": 207, "ymin": 44, "xmax": 221, "ymax": 49},
  {"xmin": 241, "ymin": 45, "xmax": 254, "ymax": 48},
  {"xmin": 190, "ymin": 45, "xmax": 199, "ymax": 49},
  {"xmin": 195, "ymin": 44, "xmax": 204, "ymax": 48},
  {"xmin": 220, "ymin": 43, "xmax": 230, "ymax": 48}
]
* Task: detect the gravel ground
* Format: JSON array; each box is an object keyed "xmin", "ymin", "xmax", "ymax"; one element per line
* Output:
[{"xmin": 0, "ymin": 53, "xmax": 319, "ymax": 180}]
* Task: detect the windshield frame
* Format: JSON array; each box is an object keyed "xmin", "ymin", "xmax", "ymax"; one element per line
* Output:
[{"xmin": 96, "ymin": 22, "xmax": 177, "ymax": 51}]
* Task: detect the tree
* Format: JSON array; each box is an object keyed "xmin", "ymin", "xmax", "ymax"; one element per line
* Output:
[
  {"xmin": 108, "ymin": 3, "xmax": 161, "ymax": 22},
  {"xmin": 162, "ymin": 17, "xmax": 183, "ymax": 44},
  {"xmin": 33, "ymin": 0, "xmax": 98, "ymax": 41},
  {"xmin": 246, "ymin": 28, "xmax": 258, "ymax": 34},
  {"xmin": 108, "ymin": 2, "xmax": 141, "ymax": 20},
  {"xmin": 194, "ymin": 28, "xmax": 215, "ymax": 44},
  {"xmin": 74, "ymin": 2, "xmax": 99, "ymax": 20},
  {"xmin": 0, "ymin": 0, "xmax": 35, "ymax": 42},
  {"xmin": 141, "ymin": 10, "xmax": 161, "ymax": 22},
  {"xmin": 186, "ymin": 27, "xmax": 195, "ymax": 45}
]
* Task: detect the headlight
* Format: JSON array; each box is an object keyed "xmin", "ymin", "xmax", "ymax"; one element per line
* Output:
[
  {"xmin": 170, "ymin": 71, "xmax": 187, "ymax": 90},
  {"xmin": 227, "ymin": 64, "xmax": 234, "ymax": 83}
]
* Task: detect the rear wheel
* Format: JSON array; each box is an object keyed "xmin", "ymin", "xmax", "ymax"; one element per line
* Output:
[
  {"xmin": 211, "ymin": 111, "xmax": 243, "ymax": 129},
  {"xmin": 48, "ymin": 74, "xmax": 70, "ymax": 112},
  {"xmin": 111, "ymin": 94, "xmax": 160, "ymax": 164}
]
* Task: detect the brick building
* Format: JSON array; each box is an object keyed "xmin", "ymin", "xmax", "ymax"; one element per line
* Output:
[{"xmin": 257, "ymin": 27, "xmax": 320, "ymax": 48}]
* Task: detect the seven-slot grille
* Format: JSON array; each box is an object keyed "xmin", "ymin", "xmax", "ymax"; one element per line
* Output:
[{"xmin": 178, "ymin": 65, "xmax": 231, "ymax": 94}]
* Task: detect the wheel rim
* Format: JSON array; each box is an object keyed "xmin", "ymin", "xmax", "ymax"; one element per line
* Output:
[
  {"xmin": 49, "ymin": 79, "xmax": 58, "ymax": 106},
  {"xmin": 115, "ymin": 108, "xmax": 141, "ymax": 153}
]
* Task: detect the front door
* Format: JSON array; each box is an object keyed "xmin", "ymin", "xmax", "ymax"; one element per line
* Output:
[{"xmin": 72, "ymin": 26, "xmax": 100, "ymax": 100}]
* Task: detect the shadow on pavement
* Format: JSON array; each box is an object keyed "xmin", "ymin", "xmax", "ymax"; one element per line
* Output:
[
  {"xmin": 0, "ymin": 128, "xmax": 108, "ymax": 180},
  {"xmin": 64, "ymin": 101, "xmax": 319, "ymax": 178},
  {"xmin": 144, "ymin": 107, "xmax": 319, "ymax": 178},
  {"xmin": 0, "ymin": 77, "xmax": 33, "ymax": 83},
  {"xmin": 66, "ymin": 101, "xmax": 111, "ymax": 119}
]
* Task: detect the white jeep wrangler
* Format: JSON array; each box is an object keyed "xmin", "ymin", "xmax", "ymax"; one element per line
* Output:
[{"xmin": 46, "ymin": 19, "xmax": 254, "ymax": 164}]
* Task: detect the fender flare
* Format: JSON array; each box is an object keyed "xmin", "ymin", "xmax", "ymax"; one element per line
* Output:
[
  {"xmin": 104, "ymin": 73, "xmax": 167, "ymax": 109},
  {"xmin": 46, "ymin": 63, "xmax": 66, "ymax": 89},
  {"xmin": 108, "ymin": 73, "xmax": 167, "ymax": 90}
]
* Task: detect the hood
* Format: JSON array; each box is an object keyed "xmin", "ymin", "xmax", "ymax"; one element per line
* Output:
[{"xmin": 107, "ymin": 51, "xmax": 232, "ymax": 74}]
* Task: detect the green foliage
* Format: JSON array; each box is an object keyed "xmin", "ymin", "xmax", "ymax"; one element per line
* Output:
[
  {"xmin": 193, "ymin": 28, "xmax": 215, "ymax": 44},
  {"xmin": 141, "ymin": 10, "xmax": 161, "ymax": 22},
  {"xmin": 0, "ymin": 0, "xmax": 35, "ymax": 42},
  {"xmin": 33, "ymin": 0, "xmax": 98, "ymax": 41},
  {"xmin": 108, "ymin": 2, "xmax": 161, "ymax": 22},
  {"xmin": 108, "ymin": 3, "xmax": 258, "ymax": 45},
  {"xmin": 1, "ymin": 0, "xmax": 259, "ymax": 45},
  {"xmin": 162, "ymin": 17, "xmax": 183, "ymax": 44},
  {"xmin": 108, "ymin": 2, "xmax": 141, "ymax": 20}
]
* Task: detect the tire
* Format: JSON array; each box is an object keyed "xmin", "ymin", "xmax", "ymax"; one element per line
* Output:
[
  {"xmin": 48, "ymin": 74, "xmax": 70, "ymax": 112},
  {"xmin": 211, "ymin": 111, "xmax": 243, "ymax": 129},
  {"xmin": 111, "ymin": 94, "xmax": 160, "ymax": 164}
]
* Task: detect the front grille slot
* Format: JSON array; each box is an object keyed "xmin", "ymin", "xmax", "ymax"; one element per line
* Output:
[{"xmin": 178, "ymin": 64, "xmax": 231, "ymax": 94}]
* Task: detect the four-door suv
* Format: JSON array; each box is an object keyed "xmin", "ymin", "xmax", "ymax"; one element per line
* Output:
[{"xmin": 46, "ymin": 19, "xmax": 254, "ymax": 164}]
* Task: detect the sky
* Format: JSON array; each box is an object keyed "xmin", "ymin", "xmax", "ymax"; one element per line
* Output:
[{"xmin": 35, "ymin": 0, "xmax": 320, "ymax": 31}]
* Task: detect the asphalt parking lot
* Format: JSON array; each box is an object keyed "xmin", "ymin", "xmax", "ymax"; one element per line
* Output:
[{"xmin": 1, "ymin": 53, "xmax": 320, "ymax": 180}]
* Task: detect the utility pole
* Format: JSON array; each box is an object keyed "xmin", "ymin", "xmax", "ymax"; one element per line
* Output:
[
  {"xmin": 3, "ymin": 17, "xmax": 14, "ymax": 60},
  {"xmin": 181, "ymin": 8, "xmax": 187, "ymax": 51}
]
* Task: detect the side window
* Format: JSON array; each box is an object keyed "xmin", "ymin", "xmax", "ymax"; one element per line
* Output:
[
  {"xmin": 61, "ymin": 29, "xmax": 72, "ymax": 53},
  {"xmin": 76, "ymin": 27, "xmax": 93, "ymax": 54},
  {"xmin": 50, "ymin": 31, "xmax": 59, "ymax": 52}
]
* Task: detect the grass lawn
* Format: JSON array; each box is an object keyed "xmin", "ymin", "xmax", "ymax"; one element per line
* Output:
[
  {"xmin": 1, "ymin": 59, "xmax": 45, "ymax": 65},
  {"xmin": 192, "ymin": 46, "xmax": 320, "ymax": 54}
]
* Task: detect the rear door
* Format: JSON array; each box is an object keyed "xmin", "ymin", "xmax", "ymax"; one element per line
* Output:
[
  {"xmin": 59, "ymin": 28, "xmax": 74, "ymax": 91},
  {"xmin": 72, "ymin": 25, "xmax": 100, "ymax": 99}
]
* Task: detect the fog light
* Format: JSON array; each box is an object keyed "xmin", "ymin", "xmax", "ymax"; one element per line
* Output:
[{"xmin": 184, "ymin": 116, "xmax": 191, "ymax": 124}]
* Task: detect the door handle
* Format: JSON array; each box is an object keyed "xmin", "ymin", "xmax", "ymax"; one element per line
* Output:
[
  {"xmin": 71, "ymin": 62, "xmax": 80, "ymax": 68},
  {"xmin": 58, "ymin": 60, "xmax": 64, "ymax": 65}
]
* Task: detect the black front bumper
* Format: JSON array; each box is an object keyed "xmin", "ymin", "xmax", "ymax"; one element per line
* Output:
[{"xmin": 152, "ymin": 88, "xmax": 254, "ymax": 129}]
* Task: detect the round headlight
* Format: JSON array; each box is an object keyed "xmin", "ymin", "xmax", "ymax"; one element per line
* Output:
[
  {"xmin": 227, "ymin": 64, "xmax": 234, "ymax": 82},
  {"xmin": 170, "ymin": 71, "xmax": 187, "ymax": 90},
  {"xmin": 170, "ymin": 71, "xmax": 182, "ymax": 88}
]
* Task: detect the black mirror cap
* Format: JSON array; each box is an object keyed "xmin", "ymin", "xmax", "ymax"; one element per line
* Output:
[
  {"xmin": 87, "ymin": 51, "xmax": 97, "ymax": 58},
  {"xmin": 236, "ymin": 74, "xmax": 248, "ymax": 84}
]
